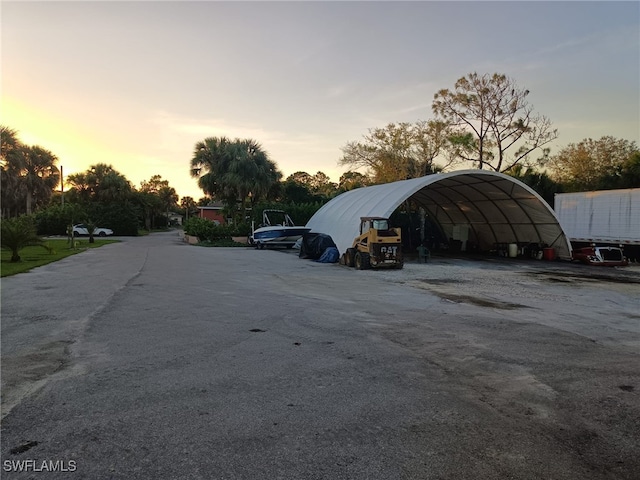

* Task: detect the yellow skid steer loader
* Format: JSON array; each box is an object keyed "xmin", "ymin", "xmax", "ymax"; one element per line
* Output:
[{"xmin": 342, "ymin": 217, "xmax": 403, "ymax": 270}]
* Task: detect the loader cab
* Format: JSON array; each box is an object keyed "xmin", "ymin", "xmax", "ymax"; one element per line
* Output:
[
  {"xmin": 360, "ymin": 217, "xmax": 398, "ymax": 238},
  {"xmin": 361, "ymin": 218, "xmax": 389, "ymax": 234}
]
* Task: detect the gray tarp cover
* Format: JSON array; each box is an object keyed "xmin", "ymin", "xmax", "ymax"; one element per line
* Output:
[
  {"xmin": 306, "ymin": 170, "xmax": 572, "ymax": 259},
  {"xmin": 299, "ymin": 233, "xmax": 337, "ymax": 260}
]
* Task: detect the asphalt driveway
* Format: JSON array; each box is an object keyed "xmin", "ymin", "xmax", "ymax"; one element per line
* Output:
[{"xmin": 1, "ymin": 231, "xmax": 639, "ymax": 479}]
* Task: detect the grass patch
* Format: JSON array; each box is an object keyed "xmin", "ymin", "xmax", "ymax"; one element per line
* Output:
[
  {"xmin": 1, "ymin": 239, "xmax": 118, "ymax": 277},
  {"xmin": 197, "ymin": 238, "xmax": 248, "ymax": 247},
  {"xmin": 138, "ymin": 227, "xmax": 173, "ymax": 236}
]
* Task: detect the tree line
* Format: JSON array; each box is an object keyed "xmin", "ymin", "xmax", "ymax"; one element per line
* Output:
[
  {"xmin": 0, "ymin": 127, "xmax": 353, "ymax": 234},
  {"xmin": 337, "ymin": 72, "xmax": 639, "ymax": 196},
  {"xmin": 1, "ymin": 126, "xmax": 182, "ymax": 235},
  {"xmin": 189, "ymin": 136, "xmax": 372, "ymax": 224},
  {"xmin": 3, "ymin": 71, "xmax": 638, "ymax": 233},
  {"xmin": 1, "ymin": 126, "xmax": 60, "ymax": 218},
  {"xmin": 189, "ymin": 72, "xmax": 638, "ymax": 219}
]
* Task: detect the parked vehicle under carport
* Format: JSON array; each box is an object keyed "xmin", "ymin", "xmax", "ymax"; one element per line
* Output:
[{"xmin": 571, "ymin": 245, "xmax": 628, "ymax": 266}]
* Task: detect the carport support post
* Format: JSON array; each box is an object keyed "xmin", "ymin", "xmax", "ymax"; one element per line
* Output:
[
  {"xmin": 419, "ymin": 207, "xmax": 426, "ymax": 245},
  {"xmin": 404, "ymin": 200, "xmax": 414, "ymax": 251}
]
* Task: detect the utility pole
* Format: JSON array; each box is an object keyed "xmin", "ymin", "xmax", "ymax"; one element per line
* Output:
[{"xmin": 60, "ymin": 165, "xmax": 65, "ymax": 206}]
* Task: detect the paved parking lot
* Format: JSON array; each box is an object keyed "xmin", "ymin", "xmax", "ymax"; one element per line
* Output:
[{"xmin": 2, "ymin": 231, "xmax": 639, "ymax": 479}]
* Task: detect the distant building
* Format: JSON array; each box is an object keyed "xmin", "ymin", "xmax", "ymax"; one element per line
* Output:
[
  {"xmin": 197, "ymin": 203, "xmax": 226, "ymax": 225},
  {"xmin": 167, "ymin": 212, "xmax": 183, "ymax": 226}
]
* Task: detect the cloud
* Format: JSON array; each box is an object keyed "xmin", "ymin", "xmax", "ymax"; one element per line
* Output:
[
  {"xmin": 325, "ymin": 85, "xmax": 351, "ymax": 99},
  {"xmin": 392, "ymin": 102, "xmax": 433, "ymax": 117},
  {"xmin": 148, "ymin": 110, "xmax": 346, "ymax": 180},
  {"xmin": 531, "ymin": 35, "xmax": 593, "ymax": 57},
  {"xmin": 151, "ymin": 111, "xmax": 271, "ymax": 142},
  {"xmin": 151, "ymin": 110, "xmax": 342, "ymax": 148}
]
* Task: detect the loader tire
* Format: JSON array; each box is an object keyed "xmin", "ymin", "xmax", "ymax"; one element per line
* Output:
[
  {"xmin": 345, "ymin": 248, "xmax": 356, "ymax": 267},
  {"xmin": 355, "ymin": 251, "xmax": 371, "ymax": 270}
]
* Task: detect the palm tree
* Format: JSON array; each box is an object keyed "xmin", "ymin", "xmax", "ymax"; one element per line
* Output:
[
  {"xmin": 67, "ymin": 164, "xmax": 132, "ymax": 204},
  {"xmin": 190, "ymin": 136, "xmax": 234, "ymax": 200},
  {"xmin": 84, "ymin": 220, "xmax": 98, "ymax": 244},
  {"xmin": 234, "ymin": 141, "xmax": 281, "ymax": 223},
  {"xmin": 0, "ymin": 126, "xmax": 20, "ymax": 157},
  {"xmin": 136, "ymin": 191, "xmax": 163, "ymax": 230},
  {"xmin": 1, "ymin": 127, "xmax": 25, "ymax": 217},
  {"xmin": 139, "ymin": 175, "xmax": 178, "ymax": 228},
  {"xmin": 190, "ymin": 137, "xmax": 282, "ymax": 220},
  {"xmin": 1, "ymin": 128, "xmax": 60, "ymax": 217},
  {"xmin": 21, "ymin": 146, "xmax": 60, "ymax": 215},
  {"xmin": 1, "ymin": 216, "xmax": 51, "ymax": 262},
  {"xmin": 66, "ymin": 171, "xmax": 93, "ymax": 203},
  {"xmin": 180, "ymin": 196, "xmax": 197, "ymax": 222},
  {"xmin": 156, "ymin": 186, "xmax": 177, "ymax": 227},
  {"xmin": 94, "ymin": 167, "xmax": 132, "ymax": 203}
]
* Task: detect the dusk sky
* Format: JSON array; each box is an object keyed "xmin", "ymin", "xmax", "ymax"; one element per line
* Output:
[{"xmin": 3, "ymin": 1, "xmax": 639, "ymax": 200}]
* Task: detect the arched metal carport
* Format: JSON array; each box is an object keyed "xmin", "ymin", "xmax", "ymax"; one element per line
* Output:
[{"xmin": 306, "ymin": 170, "xmax": 572, "ymax": 259}]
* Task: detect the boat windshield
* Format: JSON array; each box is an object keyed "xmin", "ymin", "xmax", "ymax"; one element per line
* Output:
[{"xmin": 262, "ymin": 210, "xmax": 295, "ymax": 226}]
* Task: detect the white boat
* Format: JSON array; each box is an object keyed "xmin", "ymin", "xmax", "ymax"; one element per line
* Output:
[{"xmin": 249, "ymin": 210, "xmax": 311, "ymax": 249}]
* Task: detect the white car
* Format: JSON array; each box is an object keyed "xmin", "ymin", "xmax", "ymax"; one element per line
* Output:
[{"xmin": 72, "ymin": 224, "xmax": 114, "ymax": 237}]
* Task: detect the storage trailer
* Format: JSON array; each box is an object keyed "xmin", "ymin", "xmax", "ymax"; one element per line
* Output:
[{"xmin": 554, "ymin": 188, "xmax": 640, "ymax": 263}]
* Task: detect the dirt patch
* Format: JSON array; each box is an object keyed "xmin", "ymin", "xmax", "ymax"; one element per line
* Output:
[
  {"xmin": 530, "ymin": 271, "xmax": 640, "ymax": 285},
  {"xmin": 1, "ymin": 340, "xmax": 73, "ymax": 419},
  {"xmin": 417, "ymin": 278, "xmax": 467, "ymax": 285},
  {"xmin": 9, "ymin": 441, "xmax": 39, "ymax": 455},
  {"xmin": 409, "ymin": 277, "xmax": 528, "ymax": 309},
  {"xmin": 434, "ymin": 292, "xmax": 529, "ymax": 310},
  {"xmin": 544, "ymin": 277, "xmax": 573, "ymax": 283}
]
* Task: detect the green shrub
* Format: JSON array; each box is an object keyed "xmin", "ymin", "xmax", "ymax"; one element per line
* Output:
[
  {"xmin": 183, "ymin": 217, "xmax": 217, "ymax": 240},
  {"xmin": 208, "ymin": 224, "xmax": 235, "ymax": 240},
  {"xmin": 228, "ymin": 222, "xmax": 250, "ymax": 237},
  {"xmin": 35, "ymin": 202, "xmax": 140, "ymax": 236},
  {"xmin": 197, "ymin": 238, "xmax": 246, "ymax": 247},
  {"xmin": 35, "ymin": 203, "xmax": 87, "ymax": 235},
  {"xmin": 1, "ymin": 215, "xmax": 52, "ymax": 262},
  {"xmin": 183, "ymin": 217, "xmax": 249, "ymax": 242},
  {"xmin": 91, "ymin": 202, "xmax": 140, "ymax": 236}
]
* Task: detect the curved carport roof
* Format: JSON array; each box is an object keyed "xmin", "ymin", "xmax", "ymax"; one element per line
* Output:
[{"xmin": 306, "ymin": 170, "xmax": 572, "ymax": 259}]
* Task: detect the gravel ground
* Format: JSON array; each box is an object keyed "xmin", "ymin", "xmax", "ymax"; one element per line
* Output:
[
  {"xmin": 1, "ymin": 233, "xmax": 639, "ymax": 479},
  {"xmin": 378, "ymin": 255, "xmax": 640, "ymax": 347}
]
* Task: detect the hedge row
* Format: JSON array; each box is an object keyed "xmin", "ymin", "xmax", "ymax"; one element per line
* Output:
[
  {"xmin": 35, "ymin": 202, "xmax": 140, "ymax": 236},
  {"xmin": 183, "ymin": 217, "xmax": 250, "ymax": 241}
]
